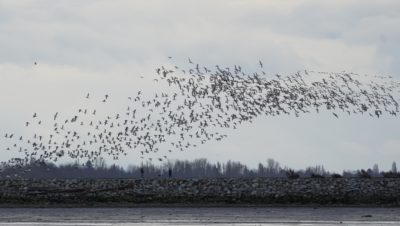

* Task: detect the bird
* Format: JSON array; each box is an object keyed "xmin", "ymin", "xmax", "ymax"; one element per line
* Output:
[{"xmin": 1, "ymin": 58, "xmax": 399, "ymax": 174}]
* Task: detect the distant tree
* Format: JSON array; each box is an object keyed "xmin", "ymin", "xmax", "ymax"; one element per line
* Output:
[
  {"xmin": 304, "ymin": 165, "xmax": 327, "ymax": 177},
  {"xmin": 258, "ymin": 163, "xmax": 265, "ymax": 176},
  {"xmin": 310, "ymin": 173, "xmax": 324, "ymax": 178},
  {"xmin": 1, "ymin": 158, "xmax": 391, "ymax": 180},
  {"xmin": 342, "ymin": 170, "xmax": 354, "ymax": 178},
  {"xmin": 372, "ymin": 164, "xmax": 380, "ymax": 176},
  {"xmin": 367, "ymin": 168, "xmax": 374, "ymax": 177},
  {"xmin": 381, "ymin": 162, "xmax": 400, "ymax": 178},
  {"xmin": 286, "ymin": 169, "xmax": 300, "ymax": 179},
  {"xmin": 85, "ymin": 160, "xmax": 93, "ymax": 169},
  {"xmin": 331, "ymin": 173, "xmax": 342, "ymax": 178},
  {"xmin": 357, "ymin": 169, "xmax": 371, "ymax": 178},
  {"xmin": 392, "ymin": 162, "xmax": 397, "ymax": 173},
  {"xmin": 266, "ymin": 158, "xmax": 280, "ymax": 176},
  {"xmin": 94, "ymin": 157, "xmax": 107, "ymax": 169},
  {"xmin": 382, "ymin": 171, "xmax": 400, "ymax": 178},
  {"xmin": 224, "ymin": 160, "xmax": 247, "ymax": 177}
]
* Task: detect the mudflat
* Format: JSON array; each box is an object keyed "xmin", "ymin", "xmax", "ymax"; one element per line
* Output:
[{"xmin": 0, "ymin": 207, "xmax": 399, "ymax": 225}]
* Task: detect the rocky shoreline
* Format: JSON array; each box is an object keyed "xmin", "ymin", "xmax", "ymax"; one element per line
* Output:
[{"xmin": 1, "ymin": 178, "xmax": 400, "ymax": 206}]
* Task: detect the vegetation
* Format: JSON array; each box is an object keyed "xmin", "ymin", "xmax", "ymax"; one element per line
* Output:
[{"xmin": 0, "ymin": 158, "xmax": 399, "ymax": 179}]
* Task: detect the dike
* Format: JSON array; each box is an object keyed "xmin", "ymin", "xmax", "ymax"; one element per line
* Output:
[{"xmin": 1, "ymin": 178, "xmax": 399, "ymax": 206}]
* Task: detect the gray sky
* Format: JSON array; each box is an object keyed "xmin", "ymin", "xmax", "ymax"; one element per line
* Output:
[{"xmin": 1, "ymin": 0, "xmax": 400, "ymax": 172}]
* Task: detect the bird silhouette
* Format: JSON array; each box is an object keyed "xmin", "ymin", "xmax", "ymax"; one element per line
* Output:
[{"xmin": 1, "ymin": 59, "xmax": 399, "ymax": 174}]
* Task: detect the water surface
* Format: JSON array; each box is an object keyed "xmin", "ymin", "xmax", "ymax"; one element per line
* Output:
[{"xmin": 0, "ymin": 207, "xmax": 399, "ymax": 225}]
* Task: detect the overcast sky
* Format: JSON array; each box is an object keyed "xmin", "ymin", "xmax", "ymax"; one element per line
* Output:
[{"xmin": 1, "ymin": 0, "xmax": 400, "ymax": 172}]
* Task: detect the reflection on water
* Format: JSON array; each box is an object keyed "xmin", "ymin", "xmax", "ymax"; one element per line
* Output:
[
  {"xmin": 1, "ymin": 223, "xmax": 400, "ymax": 226},
  {"xmin": 0, "ymin": 207, "xmax": 399, "ymax": 226}
]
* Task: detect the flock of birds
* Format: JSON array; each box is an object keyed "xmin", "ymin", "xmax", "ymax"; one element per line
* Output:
[{"xmin": 1, "ymin": 58, "xmax": 400, "ymax": 172}]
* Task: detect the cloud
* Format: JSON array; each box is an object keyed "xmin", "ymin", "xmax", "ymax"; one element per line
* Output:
[{"xmin": 1, "ymin": 0, "xmax": 398, "ymax": 76}]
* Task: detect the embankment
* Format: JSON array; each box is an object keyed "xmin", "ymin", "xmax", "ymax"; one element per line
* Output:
[{"xmin": 1, "ymin": 178, "xmax": 399, "ymax": 206}]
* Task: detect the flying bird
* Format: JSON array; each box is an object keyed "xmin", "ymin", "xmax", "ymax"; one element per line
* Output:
[{"xmin": 2, "ymin": 58, "xmax": 399, "ymax": 173}]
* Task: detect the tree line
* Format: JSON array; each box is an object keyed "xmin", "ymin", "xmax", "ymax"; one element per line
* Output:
[{"xmin": 1, "ymin": 158, "xmax": 399, "ymax": 179}]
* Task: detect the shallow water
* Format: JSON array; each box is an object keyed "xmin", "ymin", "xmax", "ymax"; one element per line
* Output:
[{"xmin": 0, "ymin": 207, "xmax": 399, "ymax": 225}]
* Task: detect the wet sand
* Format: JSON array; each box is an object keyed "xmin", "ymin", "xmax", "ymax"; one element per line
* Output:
[{"xmin": 0, "ymin": 207, "xmax": 399, "ymax": 225}]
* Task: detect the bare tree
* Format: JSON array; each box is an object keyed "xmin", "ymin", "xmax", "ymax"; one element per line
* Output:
[{"xmin": 392, "ymin": 162, "xmax": 397, "ymax": 173}]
